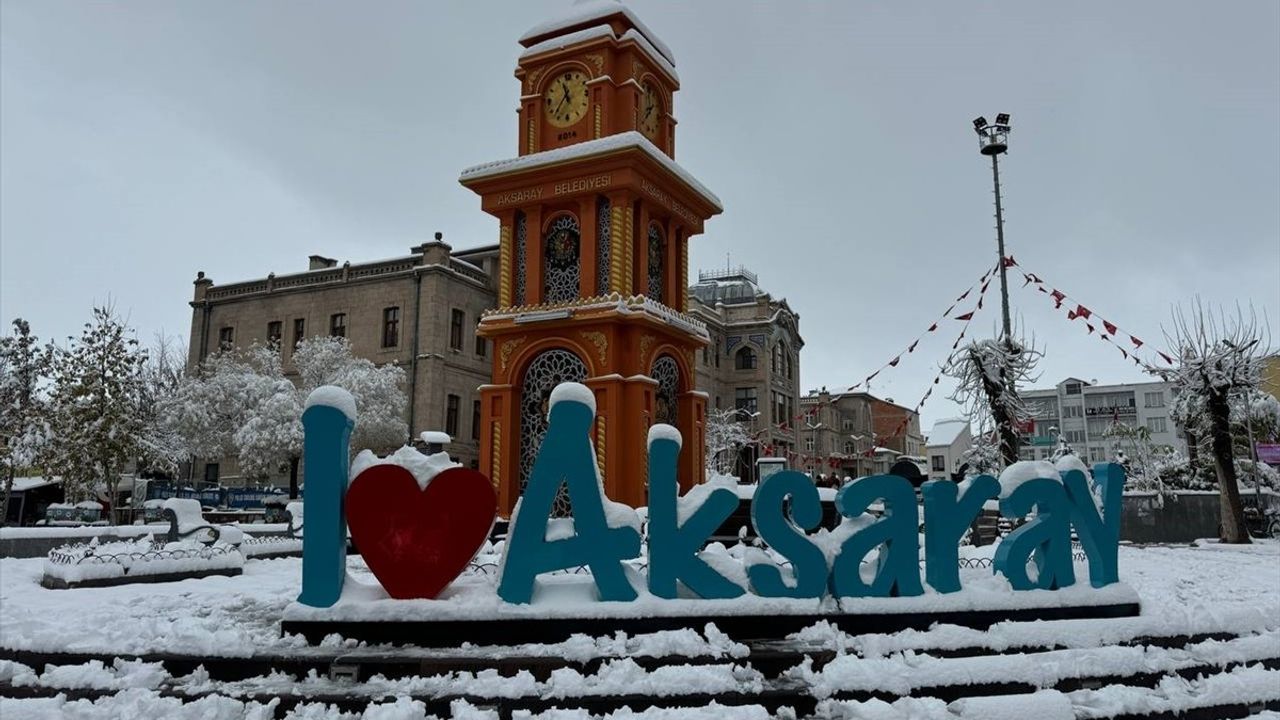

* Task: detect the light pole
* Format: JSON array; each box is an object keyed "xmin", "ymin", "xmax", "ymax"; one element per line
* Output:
[{"xmin": 973, "ymin": 113, "xmax": 1013, "ymax": 339}]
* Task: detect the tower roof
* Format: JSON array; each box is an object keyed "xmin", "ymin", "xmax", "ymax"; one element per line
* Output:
[{"xmin": 520, "ymin": 0, "xmax": 676, "ymax": 67}]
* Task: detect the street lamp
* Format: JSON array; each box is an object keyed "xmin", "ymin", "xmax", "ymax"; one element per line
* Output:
[{"xmin": 973, "ymin": 112, "xmax": 1013, "ymax": 339}]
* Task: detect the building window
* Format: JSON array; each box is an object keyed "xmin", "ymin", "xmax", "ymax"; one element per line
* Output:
[
  {"xmin": 1088, "ymin": 446, "xmax": 1107, "ymax": 463},
  {"xmin": 218, "ymin": 326, "xmax": 234, "ymax": 351},
  {"xmin": 292, "ymin": 318, "xmax": 306, "ymax": 348},
  {"xmin": 805, "ymin": 436, "xmax": 814, "ymax": 452},
  {"xmin": 1065, "ymin": 430, "xmax": 1086, "ymax": 444},
  {"xmin": 266, "ymin": 321, "xmax": 282, "ymax": 348},
  {"xmin": 1063, "ymin": 404, "xmax": 1083, "ymax": 418},
  {"xmin": 735, "ymin": 346, "xmax": 757, "ymax": 370},
  {"xmin": 329, "ymin": 313, "xmax": 346, "ymax": 338},
  {"xmin": 1147, "ymin": 416, "xmax": 1168, "ymax": 433},
  {"xmin": 203, "ymin": 462, "xmax": 220, "ymax": 486},
  {"xmin": 931, "ymin": 455, "xmax": 946, "ymax": 472},
  {"xmin": 714, "ymin": 338, "xmax": 721, "ymax": 368},
  {"xmin": 474, "ymin": 322, "xmax": 487, "ymax": 357},
  {"xmin": 450, "ymin": 309, "xmax": 464, "ymax": 351},
  {"xmin": 1065, "ymin": 382, "xmax": 1082, "ymax": 395},
  {"xmin": 1019, "ymin": 448, "xmax": 1035, "ymax": 461},
  {"xmin": 844, "ymin": 441, "xmax": 855, "ymax": 455},
  {"xmin": 382, "ymin": 307, "xmax": 400, "ymax": 348},
  {"xmin": 1144, "ymin": 391, "xmax": 1165, "ymax": 408},
  {"xmin": 734, "ymin": 387, "xmax": 758, "ymax": 414},
  {"xmin": 446, "ymin": 394, "xmax": 460, "ymax": 437},
  {"xmin": 472, "ymin": 399, "xmax": 482, "ymax": 441}
]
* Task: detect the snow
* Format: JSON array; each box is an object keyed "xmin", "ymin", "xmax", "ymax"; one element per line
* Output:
[
  {"xmin": 647, "ymin": 423, "xmax": 682, "ymax": 449},
  {"xmin": 549, "ymin": 381, "xmax": 596, "ymax": 414},
  {"xmin": 1054, "ymin": 454, "xmax": 1091, "ymax": 477},
  {"xmin": 418, "ymin": 430, "xmax": 451, "ymax": 445},
  {"xmin": 926, "ymin": 418, "xmax": 969, "ymax": 448},
  {"xmin": 161, "ymin": 498, "xmax": 203, "ymax": 529},
  {"xmin": 41, "ymin": 537, "xmax": 244, "ymax": 584},
  {"xmin": 304, "ymin": 385, "xmax": 357, "ymax": 422},
  {"xmin": 10, "ymin": 475, "xmax": 57, "ymax": 492},
  {"xmin": 460, "ymin": 131, "xmax": 722, "ymax": 212},
  {"xmin": 997, "ymin": 460, "xmax": 1061, "ymax": 498},
  {"xmin": 520, "ymin": 0, "xmax": 676, "ymax": 66},
  {"xmin": 350, "ymin": 446, "xmax": 460, "ymax": 492}
]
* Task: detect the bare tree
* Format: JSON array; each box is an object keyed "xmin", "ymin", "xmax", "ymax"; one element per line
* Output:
[
  {"xmin": 945, "ymin": 333, "xmax": 1042, "ymax": 469},
  {"xmin": 1156, "ymin": 300, "xmax": 1270, "ymax": 544},
  {"xmin": 704, "ymin": 408, "xmax": 754, "ymax": 478}
]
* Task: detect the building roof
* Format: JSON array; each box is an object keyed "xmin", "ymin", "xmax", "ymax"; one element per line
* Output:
[
  {"xmin": 926, "ymin": 418, "xmax": 970, "ymax": 447},
  {"xmin": 690, "ymin": 267, "xmax": 763, "ymax": 306},
  {"xmin": 459, "ymin": 131, "xmax": 722, "ymax": 211},
  {"xmin": 520, "ymin": 0, "xmax": 676, "ymax": 66}
]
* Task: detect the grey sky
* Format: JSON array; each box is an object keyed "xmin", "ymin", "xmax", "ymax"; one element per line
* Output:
[{"xmin": 2, "ymin": 0, "xmax": 1277, "ymax": 430}]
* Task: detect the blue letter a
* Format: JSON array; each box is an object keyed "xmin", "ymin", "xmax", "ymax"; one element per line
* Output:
[{"xmin": 497, "ymin": 383, "xmax": 641, "ymax": 604}]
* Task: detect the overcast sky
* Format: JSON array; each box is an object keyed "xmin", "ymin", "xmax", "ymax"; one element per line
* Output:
[{"xmin": 2, "ymin": 0, "xmax": 1277, "ymax": 431}]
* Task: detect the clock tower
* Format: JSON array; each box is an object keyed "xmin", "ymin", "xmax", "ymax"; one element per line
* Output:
[{"xmin": 461, "ymin": 0, "xmax": 722, "ymax": 516}]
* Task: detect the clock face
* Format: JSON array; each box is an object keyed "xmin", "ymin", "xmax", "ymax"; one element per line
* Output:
[
  {"xmin": 639, "ymin": 83, "xmax": 662, "ymax": 139},
  {"xmin": 544, "ymin": 70, "xmax": 590, "ymax": 128}
]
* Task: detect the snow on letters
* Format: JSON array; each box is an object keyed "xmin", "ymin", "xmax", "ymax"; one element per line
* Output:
[{"xmin": 297, "ymin": 382, "xmax": 1128, "ymax": 609}]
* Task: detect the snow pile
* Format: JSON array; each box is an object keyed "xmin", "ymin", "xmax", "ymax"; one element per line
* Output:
[
  {"xmin": 647, "ymin": 423, "xmax": 682, "ymax": 450},
  {"xmin": 41, "ymin": 536, "xmax": 244, "ymax": 584},
  {"xmin": 304, "ymin": 385, "xmax": 356, "ymax": 421},
  {"xmin": 548, "ymin": 381, "xmax": 596, "ymax": 415},
  {"xmin": 351, "ymin": 446, "xmax": 460, "ymax": 492},
  {"xmin": 997, "ymin": 461, "xmax": 1061, "ymax": 498}
]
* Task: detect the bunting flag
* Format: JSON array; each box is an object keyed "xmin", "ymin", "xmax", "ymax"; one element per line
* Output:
[
  {"xmin": 908, "ymin": 339, "xmax": 919, "ymax": 352},
  {"xmin": 955, "ymin": 311, "xmax": 975, "ymax": 321},
  {"xmin": 956, "ymin": 289, "xmax": 970, "ymax": 302},
  {"xmin": 927, "ymin": 323, "xmax": 938, "ymax": 332},
  {"xmin": 1003, "ymin": 255, "xmax": 1018, "ymax": 268},
  {"xmin": 977, "ymin": 296, "xmax": 985, "ymax": 310},
  {"xmin": 1009, "ymin": 257, "xmax": 1174, "ymax": 373},
  {"xmin": 888, "ymin": 356, "xmax": 901, "ymax": 367}
]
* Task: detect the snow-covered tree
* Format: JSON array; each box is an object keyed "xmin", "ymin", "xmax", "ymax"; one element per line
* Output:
[
  {"xmin": 293, "ymin": 336, "xmax": 408, "ymax": 452},
  {"xmin": 1103, "ymin": 422, "xmax": 1177, "ymax": 494},
  {"xmin": 704, "ymin": 408, "xmax": 754, "ymax": 478},
  {"xmin": 959, "ymin": 424, "xmax": 1002, "ymax": 480},
  {"xmin": 945, "ymin": 334, "xmax": 1042, "ymax": 469},
  {"xmin": 1155, "ymin": 301, "xmax": 1270, "ymax": 543},
  {"xmin": 134, "ymin": 333, "xmax": 188, "ymax": 478},
  {"xmin": 0, "ymin": 319, "xmax": 54, "ymax": 524},
  {"xmin": 45, "ymin": 307, "xmax": 149, "ymax": 518},
  {"xmin": 234, "ymin": 379, "xmax": 303, "ymax": 487},
  {"xmin": 160, "ymin": 345, "xmax": 280, "ymax": 465}
]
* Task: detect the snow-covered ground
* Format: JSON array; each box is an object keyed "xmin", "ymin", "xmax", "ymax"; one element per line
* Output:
[{"xmin": 1, "ymin": 540, "xmax": 1277, "ymax": 718}]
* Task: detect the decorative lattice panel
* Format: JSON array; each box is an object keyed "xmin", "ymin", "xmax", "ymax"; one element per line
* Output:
[
  {"xmin": 647, "ymin": 224, "xmax": 665, "ymax": 303},
  {"xmin": 519, "ymin": 348, "xmax": 588, "ymax": 516},
  {"xmin": 596, "ymin": 198, "xmax": 611, "ymax": 294},
  {"xmin": 514, "ymin": 212, "xmax": 527, "ymax": 306},
  {"xmin": 544, "ymin": 214, "xmax": 581, "ymax": 303},
  {"xmin": 652, "ymin": 354, "xmax": 680, "ymax": 426}
]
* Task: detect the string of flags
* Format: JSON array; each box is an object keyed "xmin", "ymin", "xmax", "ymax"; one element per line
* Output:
[
  {"xmin": 1007, "ymin": 256, "xmax": 1175, "ymax": 370},
  {"xmin": 768, "ymin": 261, "xmax": 1000, "ymax": 468}
]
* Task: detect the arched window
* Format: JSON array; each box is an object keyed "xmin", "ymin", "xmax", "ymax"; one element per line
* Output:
[
  {"xmin": 519, "ymin": 348, "xmax": 588, "ymax": 516},
  {"xmin": 735, "ymin": 346, "xmax": 757, "ymax": 370},
  {"xmin": 543, "ymin": 214, "xmax": 580, "ymax": 303},
  {"xmin": 652, "ymin": 355, "xmax": 680, "ymax": 425},
  {"xmin": 647, "ymin": 223, "xmax": 665, "ymax": 303},
  {"xmin": 771, "ymin": 344, "xmax": 782, "ymax": 374}
]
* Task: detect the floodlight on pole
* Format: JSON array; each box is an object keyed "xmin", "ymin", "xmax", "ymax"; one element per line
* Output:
[{"xmin": 972, "ymin": 112, "xmax": 1013, "ymax": 338}]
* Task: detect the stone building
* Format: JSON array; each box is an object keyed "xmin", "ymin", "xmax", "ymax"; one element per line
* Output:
[
  {"xmin": 799, "ymin": 388, "xmax": 924, "ymax": 480},
  {"xmin": 186, "ymin": 235, "xmax": 498, "ymax": 484},
  {"xmin": 687, "ymin": 267, "xmax": 803, "ymax": 482}
]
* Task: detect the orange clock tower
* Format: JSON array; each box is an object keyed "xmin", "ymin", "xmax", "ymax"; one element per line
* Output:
[{"xmin": 461, "ymin": 0, "xmax": 722, "ymax": 516}]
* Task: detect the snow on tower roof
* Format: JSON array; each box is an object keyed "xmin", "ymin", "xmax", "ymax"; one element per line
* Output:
[
  {"xmin": 521, "ymin": 0, "xmax": 676, "ymax": 67},
  {"xmin": 459, "ymin": 131, "xmax": 722, "ymax": 212},
  {"xmin": 519, "ymin": 23, "xmax": 679, "ymax": 84}
]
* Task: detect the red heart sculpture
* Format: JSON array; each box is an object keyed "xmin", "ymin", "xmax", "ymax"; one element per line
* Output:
[{"xmin": 345, "ymin": 465, "xmax": 497, "ymax": 599}]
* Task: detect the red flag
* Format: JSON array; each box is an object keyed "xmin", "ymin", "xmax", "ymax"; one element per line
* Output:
[
  {"xmin": 1075, "ymin": 304, "xmax": 1092, "ymax": 320},
  {"xmin": 956, "ymin": 289, "xmax": 971, "ymax": 302},
  {"xmin": 908, "ymin": 340, "xmax": 919, "ymax": 352},
  {"xmin": 867, "ymin": 370, "xmax": 880, "ymax": 382},
  {"xmin": 1121, "ymin": 348, "xmax": 1129, "ymax": 359},
  {"xmin": 889, "ymin": 356, "xmax": 901, "ymax": 367},
  {"xmin": 1086, "ymin": 323, "xmax": 1095, "ymax": 334},
  {"xmin": 934, "ymin": 376, "xmax": 940, "ymax": 384},
  {"xmin": 955, "ymin": 311, "xmax": 975, "ymax": 321},
  {"xmin": 977, "ymin": 296, "xmax": 985, "ymax": 310},
  {"xmin": 1067, "ymin": 310, "xmax": 1077, "ymax": 320},
  {"xmin": 981, "ymin": 280, "xmax": 991, "ymax": 293},
  {"xmin": 1130, "ymin": 336, "xmax": 1143, "ymax": 348},
  {"xmin": 1038, "ymin": 286, "xmax": 1048, "ymax": 294},
  {"xmin": 1051, "ymin": 290, "xmax": 1066, "ymax": 308},
  {"xmin": 1159, "ymin": 351, "xmax": 1174, "ymax": 365},
  {"xmin": 927, "ymin": 323, "xmax": 938, "ymax": 332},
  {"xmin": 1003, "ymin": 255, "xmax": 1017, "ymax": 268},
  {"xmin": 1104, "ymin": 320, "xmax": 1118, "ymax": 335}
]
